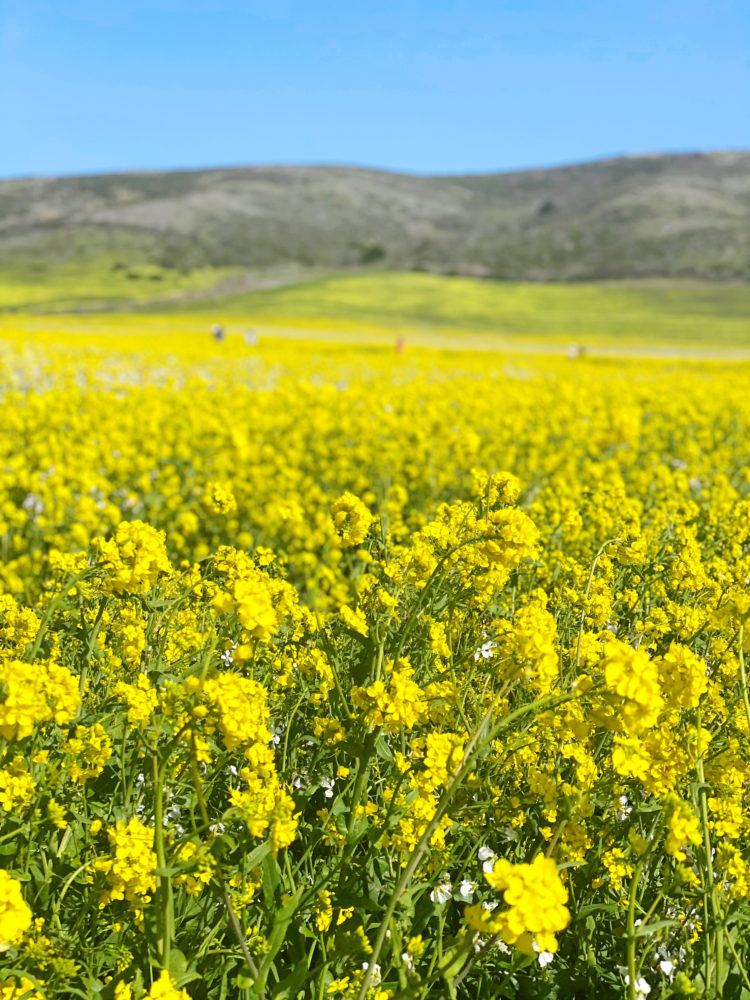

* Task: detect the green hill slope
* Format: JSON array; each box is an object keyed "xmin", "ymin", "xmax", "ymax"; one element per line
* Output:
[
  {"xmin": 1, "ymin": 152, "xmax": 748, "ymax": 302},
  {"xmin": 188, "ymin": 271, "xmax": 750, "ymax": 346}
]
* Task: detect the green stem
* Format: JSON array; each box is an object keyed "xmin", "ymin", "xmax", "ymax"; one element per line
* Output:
[
  {"xmin": 392, "ymin": 533, "xmax": 504, "ymax": 665},
  {"xmin": 626, "ymin": 859, "xmax": 645, "ymax": 1000},
  {"xmin": 152, "ymin": 753, "xmax": 174, "ymax": 971},
  {"xmin": 26, "ymin": 568, "xmax": 90, "ymax": 662},
  {"xmin": 737, "ymin": 625, "xmax": 750, "ymax": 735},
  {"xmin": 695, "ymin": 718, "xmax": 724, "ymax": 994},
  {"xmin": 347, "ymin": 731, "xmax": 377, "ymax": 837},
  {"xmin": 189, "ymin": 736, "xmax": 264, "ymax": 997},
  {"xmin": 725, "ymin": 931, "xmax": 750, "ymax": 993},
  {"xmin": 79, "ymin": 597, "xmax": 107, "ymax": 701},
  {"xmin": 346, "ymin": 642, "xmax": 385, "ymax": 836},
  {"xmin": 576, "ymin": 538, "xmax": 618, "ymax": 667}
]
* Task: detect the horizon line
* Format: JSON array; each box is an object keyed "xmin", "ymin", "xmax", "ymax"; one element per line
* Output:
[{"xmin": 2, "ymin": 146, "xmax": 749, "ymax": 184}]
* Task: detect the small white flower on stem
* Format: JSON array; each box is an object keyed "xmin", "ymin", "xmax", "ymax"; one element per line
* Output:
[
  {"xmin": 616, "ymin": 795, "xmax": 632, "ymax": 820},
  {"xmin": 430, "ymin": 880, "xmax": 452, "ymax": 904},
  {"xmin": 457, "ymin": 879, "xmax": 476, "ymax": 901},
  {"xmin": 270, "ymin": 724, "xmax": 284, "ymax": 747},
  {"xmin": 624, "ymin": 974, "xmax": 651, "ymax": 999},
  {"xmin": 361, "ymin": 962, "xmax": 381, "ymax": 983},
  {"xmin": 474, "ymin": 640, "xmax": 495, "ymax": 661},
  {"xmin": 477, "ymin": 845, "xmax": 497, "ymax": 872},
  {"xmin": 532, "ymin": 940, "xmax": 555, "ymax": 967}
]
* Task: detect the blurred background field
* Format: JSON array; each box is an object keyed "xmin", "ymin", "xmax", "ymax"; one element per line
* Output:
[
  {"xmin": 1, "ymin": 272, "xmax": 749, "ymax": 354},
  {"xmin": 2, "ymin": 153, "xmax": 748, "ymax": 353}
]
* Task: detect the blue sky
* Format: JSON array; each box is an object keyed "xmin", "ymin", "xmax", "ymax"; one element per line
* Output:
[{"xmin": 1, "ymin": 0, "xmax": 748, "ymax": 178}]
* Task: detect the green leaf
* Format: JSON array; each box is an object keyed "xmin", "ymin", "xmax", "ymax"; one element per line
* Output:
[
  {"xmin": 210, "ymin": 833, "xmax": 238, "ymax": 860},
  {"xmin": 243, "ymin": 840, "xmax": 272, "ymax": 870},
  {"xmin": 577, "ymin": 902, "xmax": 622, "ymax": 917},
  {"xmin": 154, "ymin": 865, "xmax": 185, "ymax": 877},
  {"xmin": 261, "ymin": 852, "xmax": 282, "ymax": 908},
  {"xmin": 374, "ymin": 736, "xmax": 394, "ymax": 761},
  {"xmin": 257, "ymin": 886, "xmax": 305, "ymax": 988},
  {"xmin": 270, "ymin": 959, "xmax": 310, "ymax": 998},
  {"xmin": 168, "ymin": 949, "xmax": 188, "ymax": 978},
  {"xmin": 633, "ymin": 918, "xmax": 678, "ymax": 937},
  {"xmin": 439, "ymin": 937, "xmax": 473, "ymax": 985}
]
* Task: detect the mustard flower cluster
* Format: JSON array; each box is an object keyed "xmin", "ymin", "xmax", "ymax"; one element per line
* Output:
[
  {"xmin": 352, "ymin": 659, "xmax": 428, "ymax": 732},
  {"xmin": 330, "ymin": 492, "xmax": 373, "ymax": 547},
  {"xmin": 0, "ymin": 872, "xmax": 32, "ymax": 951},
  {"xmin": 467, "ymin": 854, "xmax": 571, "ymax": 954},
  {"xmin": 93, "ymin": 818, "xmax": 157, "ymax": 909},
  {"xmin": 93, "ymin": 520, "xmax": 171, "ymax": 595},
  {"xmin": 202, "ymin": 481, "xmax": 237, "ymax": 516},
  {"xmin": 0, "ymin": 659, "xmax": 79, "ymax": 741}
]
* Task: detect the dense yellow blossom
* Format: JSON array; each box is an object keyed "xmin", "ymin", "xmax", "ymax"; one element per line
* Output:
[
  {"xmin": 656, "ymin": 643, "xmax": 708, "ymax": 709},
  {"xmin": 0, "ymin": 759, "xmax": 35, "ymax": 814},
  {"xmin": 146, "ymin": 971, "xmax": 191, "ymax": 1000},
  {"xmin": 114, "ymin": 675, "xmax": 159, "ymax": 728},
  {"xmin": 0, "ymin": 872, "xmax": 32, "ymax": 951},
  {"xmin": 330, "ymin": 492, "xmax": 373, "ymax": 547},
  {"xmin": 229, "ymin": 743, "xmax": 298, "ymax": 852},
  {"xmin": 352, "ymin": 660, "xmax": 428, "ymax": 732},
  {"xmin": 201, "ymin": 674, "xmax": 270, "ymax": 750},
  {"xmin": 0, "ymin": 328, "xmax": 748, "ymax": 996},
  {"xmin": 665, "ymin": 796, "xmax": 703, "ymax": 861},
  {"xmin": 416, "ymin": 732, "xmax": 465, "ymax": 792},
  {"xmin": 174, "ymin": 842, "xmax": 214, "ymax": 896},
  {"xmin": 601, "ymin": 638, "xmax": 663, "ymax": 734},
  {"xmin": 0, "ymin": 659, "xmax": 79, "ymax": 741},
  {"xmin": 0, "ymin": 979, "xmax": 44, "ymax": 1000},
  {"xmin": 202, "ymin": 481, "xmax": 237, "ymax": 515},
  {"xmin": 93, "ymin": 520, "xmax": 171, "ymax": 595},
  {"xmin": 94, "ymin": 817, "xmax": 157, "ymax": 908},
  {"xmin": 64, "ymin": 723, "xmax": 113, "ymax": 783},
  {"xmin": 473, "ymin": 854, "xmax": 570, "ymax": 954}
]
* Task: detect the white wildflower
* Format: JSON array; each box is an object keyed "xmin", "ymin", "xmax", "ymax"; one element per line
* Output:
[{"xmin": 430, "ymin": 880, "xmax": 452, "ymax": 904}]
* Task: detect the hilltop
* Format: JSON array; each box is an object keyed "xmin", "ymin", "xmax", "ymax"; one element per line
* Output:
[{"xmin": 0, "ymin": 152, "xmax": 748, "ymax": 309}]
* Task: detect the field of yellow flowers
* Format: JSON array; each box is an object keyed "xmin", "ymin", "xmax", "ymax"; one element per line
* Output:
[{"xmin": 0, "ymin": 325, "xmax": 749, "ymax": 1000}]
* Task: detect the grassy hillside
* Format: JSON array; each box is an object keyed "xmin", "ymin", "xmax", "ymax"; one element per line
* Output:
[
  {"xmin": 201, "ymin": 273, "xmax": 750, "ymax": 346},
  {"xmin": 3, "ymin": 274, "xmax": 747, "ymax": 350},
  {"xmin": 193, "ymin": 272, "xmax": 750, "ymax": 346},
  {"xmin": 1, "ymin": 151, "xmax": 749, "ymax": 287},
  {"xmin": 0, "ymin": 256, "xmax": 236, "ymax": 312}
]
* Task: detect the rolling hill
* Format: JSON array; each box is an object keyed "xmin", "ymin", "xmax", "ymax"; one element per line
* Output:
[{"xmin": 0, "ymin": 151, "xmax": 748, "ymax": 311}]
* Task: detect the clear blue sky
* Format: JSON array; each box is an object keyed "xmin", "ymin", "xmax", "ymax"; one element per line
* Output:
[{"xmin": 1, "ymin": 0, "xmax": 748, "ymax": 178}]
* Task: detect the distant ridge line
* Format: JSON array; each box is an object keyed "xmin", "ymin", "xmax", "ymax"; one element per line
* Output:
[{"xmin": 1, "ymin": 151, "xmax": 748, "ymax": 281}]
